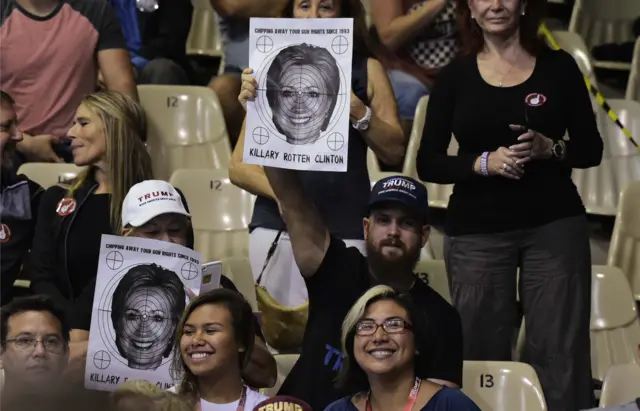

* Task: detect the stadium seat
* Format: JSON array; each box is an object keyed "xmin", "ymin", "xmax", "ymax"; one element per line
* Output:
[
  {"xmin": 599, "ymin": 363, "xmax": 640, "ymax": 407},
  {"xmin": 17, "ymin": 163, "xmax": 85, "ymax": 189},
  {"xmin": 462, "ymin": 361, "xmax": 547, "ymax": 411},
  {"xmin": 608, "ymin": 180, "xmax": 640, "ymax": 301},
  {"xmin": 602, "ymin": 99, "xmax": 640, "ymax": 198},
  {"xmin": 590, "ymin": 265, "xmax": 640, "ymax": 380},
  {"xmin": 264, "ymin": 354, "xmax": 300, "ymax": 397},
  {"xmin": 402, "ymin": 95, "xmax": 429, "ymax": 178},
  {"xmin": 414, "ymin": 259, "xmax": 451, "ymax": 303},
  {"xmin": 139, "ymin": 85, "xmax": 231, "ymax": 181},
  {"xmin": 569, "ymin": 0, "xmax": 640, "ymax": 70},
  {"xmin": 366, "ymin": 148, "xmax": 403, "ymax": 185},
  {"xmin": 169, "ymin": 169, "xmax": 255, "ymax": 262},
  {"xmin": 186, "ymin": 0, "xmax": 224, "ymax": 57},
  {"xmin": 550, "ymin": 30, "xmax": 598, "ymax": 86},
  {"xmin": 626, "ymin": 38, "xmax": 640, "ymax": 102},
  {"xmin": 220, "ymin": 256, "xmax": 257, "ymax": 311},
  {"xmin": 572, "ymin": 99, "xmax": 640, "ymax": 216}
]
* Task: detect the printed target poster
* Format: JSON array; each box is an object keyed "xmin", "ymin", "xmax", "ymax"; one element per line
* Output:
[
  {"xmin": 85, "ymin": 235, "xmax": 202, "ymax": 392},
  {"xmin": 244, "ymin": 17, "xmax": 354, "ymax": 172}
]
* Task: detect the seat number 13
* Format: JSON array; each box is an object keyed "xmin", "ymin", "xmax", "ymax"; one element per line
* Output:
[{"xmin": 480, "ymin": 374, "xmax": 494, "ymax": 388}]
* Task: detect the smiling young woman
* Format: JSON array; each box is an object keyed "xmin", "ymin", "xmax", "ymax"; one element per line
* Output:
[{"xmin": 171, "ymin": 289, "xmax": 268, "ymax": 411}]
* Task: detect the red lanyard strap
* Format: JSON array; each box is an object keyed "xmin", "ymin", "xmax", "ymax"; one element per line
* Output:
[{"xmin": 366, "ymin": 377, "xmax": 421, "ymax": 411}]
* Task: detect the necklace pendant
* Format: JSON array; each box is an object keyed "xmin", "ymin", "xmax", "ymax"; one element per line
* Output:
[{"xmin": 499, "ymin": 81, "xmax": 503, "ymax": 87}]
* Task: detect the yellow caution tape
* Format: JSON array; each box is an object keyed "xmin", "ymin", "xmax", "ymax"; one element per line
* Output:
[{"xmin": 539, "ymin": 23, "xmax": 639, "ymax": 151}]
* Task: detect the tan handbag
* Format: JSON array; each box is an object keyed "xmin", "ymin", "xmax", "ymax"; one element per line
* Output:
[{"xmin": 255, "ymin": 231, "xmax": 309, "ymax": 351}]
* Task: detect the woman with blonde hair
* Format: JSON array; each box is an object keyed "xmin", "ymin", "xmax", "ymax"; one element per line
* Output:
[
  {"xmin": 325, "ymin": 285, "xmax": 479, "ymax": 411},
  {"xmin": 29, "ymin": 90, "xmax": 154, "ymax": 376}
]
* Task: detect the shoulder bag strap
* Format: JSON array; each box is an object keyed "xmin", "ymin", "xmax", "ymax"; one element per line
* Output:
[{"xmin": 255, "ymin": 230, "xmax": 283, "ymax": 286}]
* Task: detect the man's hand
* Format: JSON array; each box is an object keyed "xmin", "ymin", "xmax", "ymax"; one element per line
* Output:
[{"xmin": 17, "ymin": 133, "xmax": 63, "ymax": 163}]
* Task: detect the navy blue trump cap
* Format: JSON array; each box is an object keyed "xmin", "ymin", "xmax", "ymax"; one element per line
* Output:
[{"xmin": 368, "ymin": 176, "xmax": 429, "ymax": 221}]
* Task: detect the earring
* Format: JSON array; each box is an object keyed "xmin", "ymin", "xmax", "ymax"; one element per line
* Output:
[
  {"xmin": 521, "ymin": 9, "xmax": 525, "ymax": 15},
  {"xmin": 471, "ymin": 14, "xmax": 475, "ymax": 19}
]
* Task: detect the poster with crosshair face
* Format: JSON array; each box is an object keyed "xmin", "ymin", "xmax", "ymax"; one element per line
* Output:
[
  {"xmin": 243, "ymin": 18, "xmax": 354, "ymax": 172},
  {"xmin": 84, "ymin": 235, "xmax": 202, "ymax": 392}
]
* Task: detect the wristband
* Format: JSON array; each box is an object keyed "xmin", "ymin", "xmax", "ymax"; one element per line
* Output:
[{"xmin": 480, "ymin": 151, "xmax": 490, "ymax": 177}]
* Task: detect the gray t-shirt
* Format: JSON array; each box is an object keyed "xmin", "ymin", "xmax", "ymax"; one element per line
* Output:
[{"xmin": 216, "ymin": 14, "xmax": 249, "ymax": 71}]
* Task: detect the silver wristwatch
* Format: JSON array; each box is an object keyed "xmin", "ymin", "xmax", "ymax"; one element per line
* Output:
[{"xmin": 352, "ymin": 106, "xmax": 372, "ymax": 131}]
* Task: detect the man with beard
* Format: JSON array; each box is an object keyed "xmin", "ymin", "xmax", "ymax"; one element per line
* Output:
[
  {"xmin": 263, "ymin": 167, "xmax": 463, "ymax": 411},
  {"xmin": 0, "ymin": 91, "xmax": 44, "ymax": 304}
]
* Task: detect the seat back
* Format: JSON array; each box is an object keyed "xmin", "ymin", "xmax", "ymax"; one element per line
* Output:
[
  {"xmin": 603, "ymin": 99, "xmax": 640, "ymax": 197},
  {"xmin": 263, "ymin": 354, "xmax": 300, "ymax": 397},
  {"xmin": 626, "ymin": 38, "xmax": 640, "ymax": 102},
  {"xmin": 402, "ymin": 95, "xmax": 429, "ymax": 178},
  {"xmin": 590, "ymin": 265, "xmax": 640, "ymax": 380},
  {"xmin": 413, "ymin": 259, "xmax": 451, "ymax": 303},
  {"xmin": 572, "ymin": 99, "xmax": 640, "ymax": 216},
  {"xmin": 17, "ymin": 163, "xmax": 86, "ymax": 189},
  {"xmin": 139, "ymin": 85, "xmax": 231, "ymax": 181},
  {"xmin": 220, "ymin": 256, "xmax": 257, "ymax": 311},
  {"xmin": 550, "ymin": 30, "xmax": 598, "ymax": 86},
  {"xmin": 186, "ymin": 0, "xmax": 224, "ymax": 56},
  {"xmin": 608, "ymin": 180, "xmax": 640, "ymax": 301},
  {"xmin": 569, "ymin": 0, "xmax": 640, "ymax": 50},
  {"xmin": 599, "ymin": 362, "xmax": 640, "ymax": 407},
  {"xmin": 169, "ymin": 169, "xmax": 254, "ymax": 262},
  {"xmin": 462, "ymin": 361, "xmax": 547, "ymax": 411}
]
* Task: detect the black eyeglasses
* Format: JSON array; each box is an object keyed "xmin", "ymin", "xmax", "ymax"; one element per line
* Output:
[
  {"xmin": 5, "ymin": 336, "xmax": 65, "ymax": 354},
  {"xmin": 355, "ymin": 318, "xmax": 413, "ymax": 336}
]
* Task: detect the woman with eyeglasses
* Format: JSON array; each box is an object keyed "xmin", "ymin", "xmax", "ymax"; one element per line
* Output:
[{"xmin": 325, "ymin": 285, "xmax": 479, "ymax": 411}]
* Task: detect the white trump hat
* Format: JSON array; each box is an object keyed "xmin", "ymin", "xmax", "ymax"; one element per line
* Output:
[{"xmin": 122, "ymin": 180, "xmax": 191, "ymax": 227}]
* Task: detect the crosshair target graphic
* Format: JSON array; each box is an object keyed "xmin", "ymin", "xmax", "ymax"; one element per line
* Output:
[
  {"xmin": 181, "ymin": 262, "xmax": 198, "ymax": 280},
  {"xmin": 253, "ymin": 127, "xmax": 270, "ymax": 145},
  {"xmin": 327, "ymin": 132, "xmax": 345, "ymax": 151},
  {"xmin": 96, "ymin": 263, "xmax": 187, "ymax": 370},
  {"xmin": 253, "ymin": 43, "xmax": 349, "ymax": 146},
  {"xmin": 106, "ymin": 251, "xmax": 124, "ymax": 270},
  {"xmin": 331, "ymin": 36, "xmax": 349, "ymax": 54},
  {"xmin": 93, "ymin": 350, "xmax": 111, "ymax": 370},
  {"xmin": 256, "ymin": 36, "xmax": 274, "ymax": 53}
]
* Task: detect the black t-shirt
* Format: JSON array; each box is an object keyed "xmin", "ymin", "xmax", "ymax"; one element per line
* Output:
[
  {"xmin": 417, "ymin": 48, "xmax": 603, "ymax": 236},
  {"xmin": 277, "ymin": 237, "xmax": 463, "ymax": 410}
]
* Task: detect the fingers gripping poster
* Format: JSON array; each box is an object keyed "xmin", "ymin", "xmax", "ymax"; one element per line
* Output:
[
  {"xmin": 244, "ymin": 18, "xmax": 354, "ymax": 172},
  {"xmin": 85, "ymin": 235, "xmax": 202, "ymax": 392}
]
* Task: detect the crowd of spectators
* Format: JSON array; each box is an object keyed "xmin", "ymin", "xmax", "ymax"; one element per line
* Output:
[{"xmin": 1, "ymin": 0, "xmax": 636, "ymax": 411}]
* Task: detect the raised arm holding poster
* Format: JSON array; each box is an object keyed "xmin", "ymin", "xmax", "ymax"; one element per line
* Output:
[
  {"xmin": 244, "ymin": 17, "xmax": 354, "ymax": 172},
  {"xmin": 85, "ymin": 235, "xmax": 202, "ymax": 392}
]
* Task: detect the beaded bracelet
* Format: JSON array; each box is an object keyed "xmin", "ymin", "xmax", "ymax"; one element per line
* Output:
[{"xmin": 480, "ymin": 151, "xmax": 490, "ymax": 177}]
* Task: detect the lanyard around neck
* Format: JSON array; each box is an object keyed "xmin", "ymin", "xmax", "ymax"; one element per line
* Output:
[
  {"xmin": 196, "ymin": 385, "xmax": 248, "ymax": 411},
  {"xmin": 365, "ymin": 377, "xmax": 421, "ymax": 411}
]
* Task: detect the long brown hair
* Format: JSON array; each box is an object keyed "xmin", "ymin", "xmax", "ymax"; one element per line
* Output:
[
  {"xmin": 67, "ymin": 91, "xmax": 153, "ymax": 232},
  {"xmin": 171, "ymin": 289, "xmax": 255, "ymax": 400},
  {"xmin": 456, "ymin": 0, "xmax": 547, "ymax": 56},
  {"xmin": 283, "ymin": 0, "xmax": 376, "ymax": 58}
]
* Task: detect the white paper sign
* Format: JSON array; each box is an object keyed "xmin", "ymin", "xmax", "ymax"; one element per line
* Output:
[
  {"xmin": 244, "ymin": 18, "xmax": 354, "ymax": 172},
  {"xmin": 85, "ymin": 235, "xmax": 202, "ymax": 392}
]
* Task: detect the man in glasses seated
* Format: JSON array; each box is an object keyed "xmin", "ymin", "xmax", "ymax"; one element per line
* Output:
[{"xmin": 0, "ymin": 295, "xmax": 70, "ymax": 398}]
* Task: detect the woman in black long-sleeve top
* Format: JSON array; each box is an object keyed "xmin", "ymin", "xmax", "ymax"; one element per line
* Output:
[{"xmin": 416, "ymin": 1, "xmax": 602, "ymax": 411}]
